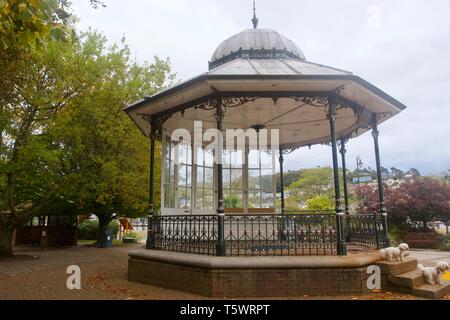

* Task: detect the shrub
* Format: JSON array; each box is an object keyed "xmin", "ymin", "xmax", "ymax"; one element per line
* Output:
[
  {"xmin": 123, "ymin": 231, "xmax": 139, "ymax": 239},
  {"xmin": 224, "ymin": 194, "xmax": 243, "ymax": 208},
  {"xmin": 306, "ymin": 196, "xmax": 334, "ymax": 211},
  {"xmin": 388, "ymin": 224, "xmax": 407, "ymax": 245},
  {"xmin": 109, "ymin": 221, "xmax": 119, "ymax": 237},
  {"xmin": 77, "ymin": 220, "xmax": 119, "ymax": 240},
  {"xmin": 440, "ymin": 234, "xmax": 450, "ymax": 252}
]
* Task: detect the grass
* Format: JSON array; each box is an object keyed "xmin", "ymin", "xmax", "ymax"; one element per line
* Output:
[
  {"xmin": 77, "ymin": 239, "xmax": 138, "ymax": 247},
  {"xmin": 77, "ymin": 240, "xmax": 96, "ymax": 246}
]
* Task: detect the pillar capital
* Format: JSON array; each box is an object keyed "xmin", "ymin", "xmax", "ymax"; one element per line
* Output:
[
  {"xmin": 278, "ymin": 148, "xmax": 284, "ymax": 163},
  {"xmin": 371, "ymin": 128, "xmax": 379, "ymax": 139},
  {"xmin": 339, "ymin": 141, "xmax": 347, "ymax": 155}
]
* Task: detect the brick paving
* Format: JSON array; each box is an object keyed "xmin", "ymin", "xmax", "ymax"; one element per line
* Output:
[{"xmin": 0, "ymin": 244, "xmax": 447, "ymax": 300}]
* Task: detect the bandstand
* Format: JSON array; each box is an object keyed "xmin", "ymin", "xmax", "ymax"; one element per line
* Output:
[{"xmin": 125, "ymin": 10, "xmax": 407, "ymax": 297}]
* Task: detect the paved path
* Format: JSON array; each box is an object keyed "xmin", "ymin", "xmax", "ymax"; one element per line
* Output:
[
  {"xmin": 409, "ymin": 249, "xmax": 450, "ymax": 266},
  {"xmin": 0, "ymin": 245, "xmax": 202, "ymax": 300},
  {"xmin": 0, "ymin": 245, "xmax": 448, "ymax": 300}
]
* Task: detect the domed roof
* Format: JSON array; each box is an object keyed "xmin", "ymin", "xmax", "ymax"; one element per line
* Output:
[{"xmin": 210, "ymin": 28, "xmax": 305, "ymax": 69}]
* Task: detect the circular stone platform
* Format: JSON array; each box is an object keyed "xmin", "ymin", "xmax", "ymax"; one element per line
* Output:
[{"xmin": 128, "ymin": 250, "xmax": 382, "ymax": 298}]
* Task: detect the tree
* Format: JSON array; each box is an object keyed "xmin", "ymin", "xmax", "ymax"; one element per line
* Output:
[
  {"xmin": 285, "ymin": 167, "xmax": 336, "ymax": 210},
  {"xmin": 0, "ymin": 1, "xmax": 103, "ymax": 102},
  {"xmin": 390, "ymin": 167, "xmax": 405, "ymax": 180},
  {"xmin": 406, "ymin": 168, "xmax": 421, "ymax": 177},
  {"xmin": 380, "ymin": 166, "xmax": 390, "ymax": 178},
  {"xmin": 354, "ymin": 184, "xmax": 381, "ymax": 214},
  {"xmin": 0, "ymin": 33, "xmax": 114, "ymax": 255},
  {"xmin": 275, "ymin": 169, "xmax": 302, "ymax": 193},
  {"xmin": 47, "ymin": 33, "xmax": 173, "ymax": 247},
  {"xmin": 224, "ymin": 194, "xmax": 243, "ymax": 209},
  {"xmin": 306, "ymin": 195, "xmax": 334, "ymax": 211},
  {"xmin": 355, "ymin": 177, "xmax": 450, "ymax": 229},
  {"xmin": 390, "ymin": 178, "xmax": 450, "ymax": 228}
]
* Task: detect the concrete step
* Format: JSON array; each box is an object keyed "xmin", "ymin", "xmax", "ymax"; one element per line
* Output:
[
  {"xmin": 388, "ymin": 269, "xmax": 424, "ymax": 288},
  {"xmin": 376, "ymin": 257, "xmax": 418, "ymax": 276},
  {"xmin": 412, "ymin": 282, "xmax": 450, "ymax": 299}
]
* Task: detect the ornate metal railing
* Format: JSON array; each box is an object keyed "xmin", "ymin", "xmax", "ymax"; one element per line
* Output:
[
  {"xmin": 224, "ymin": 213, "xmax": 337, "ymax": 256},
  {"xmin": 149, "ymin": 212, "xmax": 386, "ymax": 256},
  {"xmin": 345, "ymin": 213, "xmax": 387, "ymax": 248},
  {"xmin": 152, "ymin": 215, "xmax": 218, "ymax": 255}
]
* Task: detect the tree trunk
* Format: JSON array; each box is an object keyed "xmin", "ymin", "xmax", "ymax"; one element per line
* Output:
[
  {"xmin": 423, "ymin": 220, "xmax": 429, "ymax": 231},
  {"xmin": 0, "ymin": 224, "xmax": 14, "ymax": 257},
  {"xmin": 96, "ymin": 215, "xmax": 112, "ymax": 248}
]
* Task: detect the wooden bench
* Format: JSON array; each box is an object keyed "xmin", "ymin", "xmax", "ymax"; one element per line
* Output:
[{"xmin": 405, "ymin": 231, "xmax": 440, "ymax": 249}]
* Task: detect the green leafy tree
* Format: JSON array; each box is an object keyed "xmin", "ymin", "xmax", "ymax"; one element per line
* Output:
[
  {"xmin": 286, "ymin": 167, "xmax": 334, "ymax": 206},
  {"xmin": 0, "ymin": 30, "xmax": 111, "ymax": 255},
  {"xmin": 224, "ymin": 194, "xmax": 243, "ymax": 209},
  {"xmin": 390, "ymin": 167, "xmax": 405, "ymax": 180},
  {"xmin": 47, "ymin": 33, "xmax": 173, "ymax": 247},
  {"xmin": 306, "ymin": 195, "xmax": 334, "ymax": 211},
  {"xmin": 0, "ymin": 1, "xmax": 128, "ymax": 256}
]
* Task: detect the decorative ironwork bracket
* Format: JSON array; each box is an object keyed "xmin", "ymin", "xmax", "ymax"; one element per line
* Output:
[
  {"xmin": 280, "ymin": 146, "xmax": 301, "ymax": 155},
  {"xmin": 138, "ymin": 91, "xmax": 371, "ymax": 141}
]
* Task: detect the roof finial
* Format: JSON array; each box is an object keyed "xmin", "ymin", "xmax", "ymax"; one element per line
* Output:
[{"xmin": 252, "ymin": 0, "xmax": 258, "ymax": 29}]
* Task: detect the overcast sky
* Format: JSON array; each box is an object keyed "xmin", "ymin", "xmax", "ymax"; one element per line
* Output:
[{"xmin": 72, "ymin": 0, "xmax": 450, "ymax": 175}]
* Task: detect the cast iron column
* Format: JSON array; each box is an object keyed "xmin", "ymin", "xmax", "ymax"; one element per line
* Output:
[
  {"xmin": 146, "ymin": 118, "xmax": 156, "ymax": 249},
  {"xmin": 340, "ymin": 138, "xmax": 350, "ymax": 242},
  {"xmin": 327, "ymin": 97, "xmax": 347, "ymax": 256},
  {"xmin": 215, "ymin": 97, "xmax": 226, "ymax": 256},
  {"xmin": 340, "ymin": 139, "xmax": 350, "ymax": 216},
  {"xmin": 279, "ymin": 147, "xmax": 285, "ymax": 214},
  {"xmin": 371, "ymin": 115, "xmax": 390, "ymax": 247}
]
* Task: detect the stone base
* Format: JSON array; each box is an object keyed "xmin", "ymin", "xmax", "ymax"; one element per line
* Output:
[{"xmin": 128, "ymin": 250, "xmax": 381, "ymax": 298}]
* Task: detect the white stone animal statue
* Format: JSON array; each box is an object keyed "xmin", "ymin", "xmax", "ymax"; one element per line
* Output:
[
  {"xmin": 379, "ymin": 243, "xmax": 410, "ymax": 262},
  {"xmin": 418, "ymin": 261, "xmax": 449, "ymax": 285}
]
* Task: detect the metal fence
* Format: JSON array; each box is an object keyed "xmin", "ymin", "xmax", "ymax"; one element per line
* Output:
[
  {"xmin": 153, "ymin": 215, "xmax": 218, "ymax": 255},
  {"xmin": 148, "ymin": 212, "xmax": 386, "ymax": 256},
  {"xmin": 224, "ymin": 213, "xmax": 337, "ymax": 256},
  {"xmin": 345, "ymin": 214, "xmax": 386, "ymax": 248},
  {"xmin": 150, "ymin": 211, "xmax": 392, "ymax": 256}
]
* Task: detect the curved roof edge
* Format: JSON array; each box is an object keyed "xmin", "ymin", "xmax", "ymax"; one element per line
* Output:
[{"xmin": 125, "ymin": 74, "xmax": 407, "ymax": 113}]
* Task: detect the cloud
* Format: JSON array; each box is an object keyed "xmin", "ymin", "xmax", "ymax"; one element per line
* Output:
[{"xmin": 72, "ymin": 0, "xmax": 450, "ymax": 174}]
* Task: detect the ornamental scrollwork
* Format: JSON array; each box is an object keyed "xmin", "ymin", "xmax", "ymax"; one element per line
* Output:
[
  {"xmin": 281, "ymin": 146, "xmax": 301, "ymax": 155},
  {"xmin": 334, "ymin": 96, "xmax": 365, "ymax": 118},
  {"xmin": 138, "ymin": 113, "xmax": 172, "ymax": 140},
  {"xmin": 291, "ymin": 96, "xmax": 330, "ymax": 108},
  {"xmin": 376, "ymin": 112, "xmax": 393, "ymax": 121},
  {"xmin": 266, "ymin": 146, "xmax": 300, "ymax": 156},
  {"xmin": 193, "ymin": 98, "xmax": 216, "ymax": 111},
  {"xmin": 222, "ymin": 97, "xmax": 259, "ymax": 108}
]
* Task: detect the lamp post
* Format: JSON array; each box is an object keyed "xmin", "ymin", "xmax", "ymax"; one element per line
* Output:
[{"xmin": 356, "ymin": 156, "xmax": 363, "ymax": 186}]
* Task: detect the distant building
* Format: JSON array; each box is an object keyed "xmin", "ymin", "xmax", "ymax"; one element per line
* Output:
[{"xmin": 352, "ymin": 176, "xmax": 373, "ymax": 184}]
